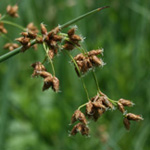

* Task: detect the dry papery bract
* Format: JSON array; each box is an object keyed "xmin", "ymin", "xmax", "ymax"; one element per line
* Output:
[{"xmin": 0, "ymin": 4, "xmax": 143, "ymax": 137}]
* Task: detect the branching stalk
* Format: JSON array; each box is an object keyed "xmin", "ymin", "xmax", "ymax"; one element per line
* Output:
[{"xmin": 0, "ymin": 6, "xmax": 109, "ymax": 63}]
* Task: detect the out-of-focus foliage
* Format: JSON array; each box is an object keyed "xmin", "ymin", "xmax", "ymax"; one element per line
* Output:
[{"xmin": 0, "ymin": 0, "xmax": 150, "ymax": 150}]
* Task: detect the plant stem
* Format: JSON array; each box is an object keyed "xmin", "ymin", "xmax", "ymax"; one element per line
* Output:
[
  {"xmin": 0, "ymin": 39, "xmax": 36, "ymax": 63},
  {"xmin": 43, "ymin": 43, "xmax": 55, "ymax": 76},
  {"xmin": 2, "ymin": 20, "xmax": 25, "ymax": 30},
  {"xmin": 92, "ymin": 70, "xmax": 101, "ymax": 92},
  {"xmin": 0, "ymin": 14, "xmax": 7, "ymax": 21},
  {"xmin": 78, "ymin": 102, "xmax": 88, "ymax": 110},
  {"xmin": 60, "ymin": 6, "xmax": 109, "ymax": 29},
  {"xmin": 65, "ymin": 50, "xmax": 90, "ymax": 101}
]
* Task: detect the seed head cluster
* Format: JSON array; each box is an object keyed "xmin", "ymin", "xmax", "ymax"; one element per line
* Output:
[{"xmin": 0, "ymin": 4, "xmax": 143, "ymax": 137}]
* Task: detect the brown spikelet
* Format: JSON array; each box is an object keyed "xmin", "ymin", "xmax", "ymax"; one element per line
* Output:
[
  {"xmin": 119, "ymin": 99, "xmax": 134, "ymax": 107},
  {"xmin": 52, "ymin": 76, "xmax": 59, "ymax": 92},
  {"xmin": 70, "ymin": 34, "xmax": 82, "ymax": 41},
  {"xmin": 0, "ymin": 22, "xmax": 7, "ymax": 34},
  {"xmin": 68, "ymin": 28, "xmax": 76, "ymax": 37},
  {"xmin": 71, "ymin": 123, "xmax": 89, "ymax": 136},
  {"xmin": 117, "ymin": 102, "xmax": 125, "ymax": 113},
  {"xmin": 123, "ymin": 117, "xmax": 130, "ymax": 130},
  {"xmin": 3, "ymin": 43, "xmax": 19, "ymax": 51},
  {"xmin": 40, "ymin": 23, "xmax": 47, "ymax": 35},
  {"xmin": 126, "ymin": 113, "xmax": 143, "ymax": 121},
  {"xmin": 88, "ymin": 49, "xmax": 103, "ymax": 56},
  {"xmin": 71, "ymin": 110, "xmax": 87, "ymax": 125},
  {"xmin": 6, "ymin": 5, "xmax": 19, "ymax": 17},
  {"xmin": 63, "ymin": 42, "xmax": 75, "ymax": 50}
]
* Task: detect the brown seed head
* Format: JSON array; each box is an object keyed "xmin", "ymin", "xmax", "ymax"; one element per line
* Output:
[
  {"xmin": 3, "ymin": 43, "xmax": 19, "ymax": 51},
  {"xmin": 62, "ymin": 42, "xmax": 75, "ymax": 51},
  {"xmin": 36, "ymin": 37, "xmax": 43, "ymax": 43},
  {"xmin": 117, "ymin": 102, "xmax": 125, "ymax": 113},
  {"xmin": 42, "ymin": 76, "xmax": 53, "ymax": 91},
  {"xmin": 0, "ymin": 22, "xmax": 7, "ymax": 34},
  {"xmin": 126, "ymin": 113, "xmax": 143, "ymax": 121},
  {"xmin": 6, "ymin": 5, "xmax": 19, "ymax": 17},
  {"xmin": 90, "ymin": 56, "xmax": 103, "ymax": 66},
  {"xmin": 119, "ymin": 99, "xmax": 134, "ymax": 107},
  {"xmin": 71, "ymin": 123, "xmax": 89, "ymax": 136},
  {"xmin": 53, "ymin": 35, "xmax": 62, "ymax": 41},
  {"xmin": 102, "ymin": 96, "xmax": 114, "ymax": 109},
  {"xmin": 52, "ymin": 76, "xmax": 59, "ymax": 92},
  {"xmin": 27, "ymin": 23, "xmax": 38, "ymax": 34},
  {"xmin": 70, "ymin": 34, "xmax": 82, "ymax": 41},
  {"xmin": 71, "ymin": 110, "xmax": 87, "ymax": 125},
  {"xmin": 68, "ymin": 28, "xmax": 76, "ymax": 37},
  {"xmin": 86, "ymin": 101, "xmax": 94, "ymax": 115},
  {"xmin": 88, "ymin": 49, "xmax": 104, "ymax": 57},
  {"xmin": 123, "ymin": 117, "xmax": 130, "ymax": 130},
  {"xmin": 39, "ymin": 71, "xmax": 52, "ymax": 78},
  {"xmin": 40, "ymin": 23, "xmax": 47, "ymax": 35}
]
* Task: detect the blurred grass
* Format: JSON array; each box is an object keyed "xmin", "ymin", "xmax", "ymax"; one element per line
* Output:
[{"xmin": 0, "ymin": 0, "xmax": 150, "ymax": 150}]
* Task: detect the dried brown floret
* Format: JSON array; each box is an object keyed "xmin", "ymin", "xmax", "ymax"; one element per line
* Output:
[
  {"xmin": 88, "ymin": 49, "xmax": 103, "ymax": 56},
  {"xmin": 117, "ymin": 102, "xmax": 125, "ymax": 113},
  {"xmin": 71, "ymin": 110, "xmax": 87, "ymax": 125},
  {"xmin": 6, "ymin": 5, "xmax": 19, "ymax": 17},
  {"xmin": 3, "ymin": 43, "xmax": 19, "ymax": 51},
  {"xmin": 40, "ymin": 23, "xmax": 47, "ymax": 35},
  {"xmin": 0, "ymin": 22, "xmax": 7, "ymax": 34},
  {"xmin": 70, "ymin": 34, "xmax": 82, "ymax": 41},
  {"xmin": 39, "ymin": 71, "xmax": 52, "ymax": 78},
  {"xmin": 86, "ymin": 101, "xmax": 94, "ymax": 115},
  {"xmin": 31, "ymin": 62, "xmax": 46, "ymax": 77},
  {"xmin": 119, "ymin": 99, "xmax": 134, "ymax": 107},
  {"xmin": 52, "ymin": 76, "xmax": 59, "ymax": 92},
  {"xmin": 68, "ymin": 28, "xmax": 76, "ymax": 37},
  {"xmin": 71, "ymin": 123, "xmax": 89, "ymax": 136},
  {"xmin": 62, "ymin": 42, "xmax": 75, "ymax": 50},
  {"xmin": 90, "ymin": 55, "xmax": 103, "ymax": 66},
  {"xmin": 53, "ymin": 35, "xmax": 62, "ymax": 41},
  {"xmin": 93, "ymin": 100, "xmax": 106, "ymax": 110},
  {"xmin": 102, "ymin": 96, "xmax": 114, "ymax": 109},
  {"xmin": 123, "ymin": 117, "xmax": 130, "ymax": 130},
  {"xmin": 126, "ymin": 113, "xmax": 143, "ymax": 121},
  {"xmin": 42, "ymin": 76, "xmax": 53, "ymax": 91},
  {"xmin": 36, "ymin": 37, "xmax": 43, "ymax": 43},
  {"xmin": 27, "ymin": 23, "xmax": 38, "ymax": 34},
  {"xmin": 15, "ymin": 37, "xmax": 30, "ymax": 45}
]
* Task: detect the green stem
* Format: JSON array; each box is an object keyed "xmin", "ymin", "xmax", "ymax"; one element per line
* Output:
[
  {"xmin": 0, "ymin": 40, "xmax": 36, "ymax": 63},
  {"xmin": 60, "ymin": 6, "xmax": 109, "ymax": 29},
  {"xmin": 0, "ymin": 14, "xmax": 7, "ymax": 21},
  {"xmin": 2, "ymin": 20, "xmax": 25, "ymax": 31},
  {"xmin": 43, "ymin": 43, "xmax": 55, "ymax": 76},
  {"xmin": 92, "ymin": 70, "xmax": 101, "ymax": 92},
  {"xmin": 65, "ymin": 50, "xmax": 90, "ymax": 100},
  {"xmin": 78, "ymin": 102, "xmax": 88, "ymax": 110}
]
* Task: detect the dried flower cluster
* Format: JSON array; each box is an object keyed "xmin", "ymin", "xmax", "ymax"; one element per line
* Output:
[
  {"xmin": 6, "ymin": 5, "xmax": 19, "ymax": 17},
  {"xmin": 63, "ymin": 27, "xmax": 82, "ymax": 50},
  {"xmin": 31, "ymin": 62, "xmax": 59, "ymax": 92},
  {"xmin": 70, "ymin": 91, "xmax": 143, "ymax": 136},
  {"xmin": 74, "ymin": 49, "xmax": 104, "ymax": 76},
  {"xmin": 0, "ymin": 4, "xmax": 143, "ymax": 137}
]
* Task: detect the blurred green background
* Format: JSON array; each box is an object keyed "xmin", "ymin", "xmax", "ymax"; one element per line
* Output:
[{"xmin": 0, "ymin": 0, "xmax": 150, "ymax": 150}]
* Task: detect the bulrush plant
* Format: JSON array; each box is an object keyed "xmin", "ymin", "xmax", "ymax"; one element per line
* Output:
[{"xmin": 0, "ymin": 4, "xmax": 143, "ymax": 136}]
